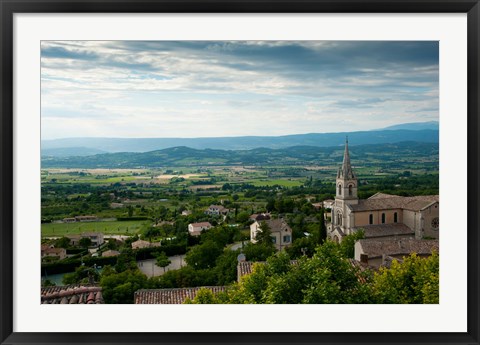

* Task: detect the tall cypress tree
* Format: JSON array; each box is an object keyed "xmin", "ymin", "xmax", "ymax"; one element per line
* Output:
[{"xmin": 318, "ymin": 208, "xmax": 327, "ymax": 244}]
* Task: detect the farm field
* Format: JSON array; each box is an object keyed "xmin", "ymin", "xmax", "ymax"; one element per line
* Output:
[{"xmin": 41, "ymin": 220, "xmax": 150, "ymax": 237}]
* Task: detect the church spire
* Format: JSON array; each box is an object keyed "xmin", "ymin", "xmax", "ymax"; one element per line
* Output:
[{"xmin": 339, "ymin": 136, "xmax": 354, "ymax": 179}]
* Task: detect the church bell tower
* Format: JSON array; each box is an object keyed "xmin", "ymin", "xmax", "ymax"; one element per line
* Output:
[{"xmin": 336, "ymin": 137, "xmax": 358, "ymax": 205}]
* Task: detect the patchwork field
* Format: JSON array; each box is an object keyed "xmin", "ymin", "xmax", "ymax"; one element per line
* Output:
[{"xmin": 41, "ymin": 220, "xmax": 150, "ymax": 237}]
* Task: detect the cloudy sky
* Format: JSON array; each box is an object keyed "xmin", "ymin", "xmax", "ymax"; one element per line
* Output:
[{"xmin": 41, "ymin": 41, "xmax": 438, "ymax": 140}]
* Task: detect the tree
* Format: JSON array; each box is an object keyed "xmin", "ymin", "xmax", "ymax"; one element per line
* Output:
[
  {"xmin": 185, "ymin": 240, "xmax": 223, "ymax": 270},
  {"xmin": 286, "ymin": 236, "xmax": 316, "ymax": 259},
  {"xmin": 55, "ymin": 237, "xmax": 71, "ymax": 249},
  {"xmin": 236, "ymin": 211, "xmax": 250, "ymax": 224},
  {"xmin": 79, "ymin": 237, "xmax": 92, "ymax": 248},
  {"xmin": 317, "ymin": 208, "xmax": 327, "ymax": 244},
  {"xmin": 371, "ymin": 252, "xmax": 439, "ymax": 304},
  {"xmin": 255, "ymin": 221, "xmax": 273, "ymax": 246},
  {"xmin": 155, "ymin": 251, "xmax": 171, "ymax": 273},
  {"xmin": 242, "ymin": 242, "xmax": 276, "ymax": 262},
  {"xmin": 100, "ymin": 269, "xmax": 149, "ymax": 304},
  {"xmin": 339, "ymin": 229, "xmax": 364, "ymax": 258},
  {"xmin": 189, "ymin": 241, "xmax": 373, "ymax": 304}
]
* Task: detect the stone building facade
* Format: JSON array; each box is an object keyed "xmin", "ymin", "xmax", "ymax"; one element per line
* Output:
[{"xmin": 328, "ymin": 139, "xmax": 439, "ymax": 243}]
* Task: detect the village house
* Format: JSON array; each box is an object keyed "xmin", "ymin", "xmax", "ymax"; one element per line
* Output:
[
  {"xmin": 67, "ymin": 232, "xmax": 104, "ymax": 247},
  {"xmin": 249, "ymin": 213, "xmax": 271, "ymax": 222},
  {"xmin": 62, "ymin": 215, "xmax": 98, "ymax": 223},
  {"xmin": 250, "ymin": 218, "xmax": 292, "ymax": 251},
  {"xmin": 102, "ymin": 249, "xmax": 121, "ymax": 257},
  {"xmin": 80, "ymin": 232, "xmax": 104, "ymax": 246},
  {"xmin": 328, "ymin": 139, "xmax": 439, "ymax": 243},
  {"xmin": 131, "ymin": 239, "xmax": 162, "ymax": 250},
  {"xmin": 41, "ymin": 244, "xmax": 67, "ymax": 261},
  {"xmin": 75, "ymin": 215, "xmax": 98, "ymax": 222},
  {"xmin": 205, "ymin": 205, "xmax": 229, "ymax": 216},
  {"xmin": 188, "ymin": 222, "xmax": 212, "ymax": 236},
  {"xmin": 354, "ymin": 238, "xmax": 439, "ymax": 268}
]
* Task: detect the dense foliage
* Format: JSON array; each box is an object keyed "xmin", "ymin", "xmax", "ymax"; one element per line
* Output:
[{"xmin": 187, "ymin": 244, "xmax": 439, "ymax": 304}]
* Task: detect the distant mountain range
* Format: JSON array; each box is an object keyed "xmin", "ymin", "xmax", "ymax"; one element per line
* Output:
[
  {"xmin": 41, "ymin": 141, "xmax": 439, "ymax": 169},
  {"xmin": 42, "ymin": 124, "xmax": 439, "ymax": 157},
  {"xmin": 379, "ymin": 121, "xmax": 438, "ymax": 131}
]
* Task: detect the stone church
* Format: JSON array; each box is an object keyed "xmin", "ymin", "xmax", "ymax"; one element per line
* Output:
[{"xmin": 328, "ymin": 139, "xmax": 439, "ymax": 243}]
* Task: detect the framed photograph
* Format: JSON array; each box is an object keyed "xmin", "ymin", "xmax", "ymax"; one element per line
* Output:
[{"xmin": 1, "ymin": 1, "xmax": 479, "ymax": 344}]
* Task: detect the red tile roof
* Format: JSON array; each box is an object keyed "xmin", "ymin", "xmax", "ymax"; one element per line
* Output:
[
  {"xmin": 41, "ymin": 284, "xmax": 104, "ymax": 304},
  {"xmin": 352, "ymin": 223, "xmax": 415, "ymax": 238},
  {"xmin": 357, "ymin": 238, "xmax": 439, "ymax": 259},
  {"xmin": 350, "ymin": 194, "xmax": 439, "ymax": 212},
  {"xmin": 134, "ymin": 286, "xmax": 227, "ymax": 304},
  {"xmin": 190, "ymin": 222, "xmax": 212, "ymax": 227}
]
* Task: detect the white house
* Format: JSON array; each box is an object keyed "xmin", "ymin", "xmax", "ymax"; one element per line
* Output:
[
  {"xmin": 188, "ymin": 222, "xmax": 213, "ymax": 236},
  {"xmin": 250, "ymin": 219, "xmax": 292, "ymax": 251},
  {"xmin": 205, "ymin": 205, "xmax": 229, "ymax": 216}
]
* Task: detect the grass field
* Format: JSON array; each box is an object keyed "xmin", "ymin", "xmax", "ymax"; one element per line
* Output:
[
  {"xmin": 41, "ymin": 220, "xmax": 150, "ymax": 237},
  {"xmin": 249, "ymin": 179, "xmax": 304, "ymax": 187}
]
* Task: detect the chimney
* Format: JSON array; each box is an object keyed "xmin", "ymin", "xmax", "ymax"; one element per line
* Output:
[{"xmin": 360, "ymin": 254, "xmax": 368, "ymax": 264}]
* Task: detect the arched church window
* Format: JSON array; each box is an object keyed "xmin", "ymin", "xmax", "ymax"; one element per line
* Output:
[
  {"xmin": 338, "ymin": 184, "xmax": 342, "ymax": 195},
  {"xmin": 369, "ymin": 214, "xmax": 373, "ymax": 224},
  {"xmin": 394, "ymin": 212, "xmax": 398, "ymax": 223},
  {"xmin": 381, "ymin": 213, "xmax": 386, "ymax": 224},
  {"xmin": 348, "ymin": 185, "xmax": 353, "ymax": 196},
  {"xmin": 337, "ymin": 213, "xmax": 342, "ymax": 226}
]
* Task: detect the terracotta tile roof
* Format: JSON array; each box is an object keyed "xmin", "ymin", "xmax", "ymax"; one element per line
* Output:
[
  {"xmin": 350, "ymin": 194, "xmax": 439, "ymax": 212},
  {"xmin": 382, "ymin": 255, "xmax": 404, "ymax": 268},
  {"xmin": 352, "ymin": 223, "xmax": 415, "ymax": 238},
  {"xmin": 102, "ymin": 250, "xmax": 120, "ymax": 257},
  {"xmin": 41, "ymin": 284, "xmax": 104, "ymax": 304},
  {"xmin": 208, "ymin": 205, "xmax": 228, "ymax": 211},
  {"xmin": 357, "ymin": 238, "xmax": 439, "ymax": 259},
  {"xmin": 190, "ymin": 222, "xmax": 212, "ymax": 227},
  {"xmin": 258, "ymin": 219, "xmax": 292, "ymax": 233},
  {"xmin": 249, "ymin": 213, "xmax": 271, "ymax": 221},
  {"xmin": 131, "ymin": 239, "xmax": 161, "ymax": 249},
  {"xmin": 347, "ymin": 258, "xmax": 376, "ymax": 284},
  {"xmin": 368, "ymin": 192, "xmax": 398, "ymax": 199},
  {"xmin": 134, "ymin": 286, "xmax": 228, "ymax": 304}
]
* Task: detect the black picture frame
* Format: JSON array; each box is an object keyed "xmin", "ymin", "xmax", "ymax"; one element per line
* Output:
[{"xmin": 1, "ymin": 1, "xmax": 479, "ymax": 344}]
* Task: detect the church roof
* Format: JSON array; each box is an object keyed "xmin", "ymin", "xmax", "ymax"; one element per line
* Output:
[
  {"xmin": 356, "ymin": 238, "xmax": 439, "ymax": 259},
  {"xmin": 352, "ymin": 223, "xmax": 414, "ymax": 238},
  {"xmin": 349, "ymin": 194, "xmax": 438, "ymax": 212}
]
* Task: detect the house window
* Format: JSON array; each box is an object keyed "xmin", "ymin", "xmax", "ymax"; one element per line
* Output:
[
  {"xmin": 349, "ymin": 185, "xmax": 353, "ymax": 196},
  {"xmin": 283, "ymin": 235, "xmax": 291, "ymax": 243},
  {"xmin": 431, "ymin": 217, "xmax": 439, "ymax": 230},
  {"xmin": 369, "ymin": 214, "xmax": 373, "ymax": 224},
  {"xmin": 381, "ymin": 213, "xmax": 385, "ymax": 224},
  {"xmin": 271, "ymin": 236, "xmax": 277, "ymax": 244},
  {"xmin": 394, "ymin": 212, "xmax": 398, "ymax": 223},
  {"xmin": 338, "ymin": 184, "xmax": 342, "ymax": 195}
]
